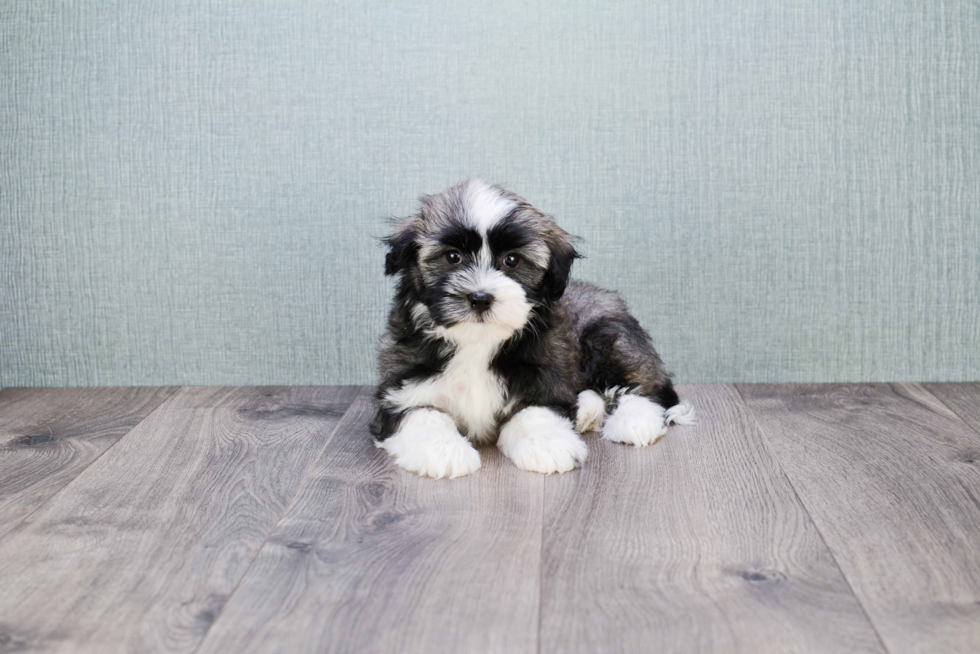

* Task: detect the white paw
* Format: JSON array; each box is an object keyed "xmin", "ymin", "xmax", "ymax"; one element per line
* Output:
[
  {"xmin": 498, "ymin": 406, "xmax": 588, "ymax": 474},
  {"xmin": 665, "ymin": 401, "xmax": 697, "ymax": 425},
  {"xmin": 376, "ymin": 409, "xmax": 481, "ymax": 479},
  {"xmin": 575, "ymin": 390, "xmax": 606, "ymax": 433},
  {"xmin": 602, "ymin": 394, "xmax": 667, "ymax": 446}
]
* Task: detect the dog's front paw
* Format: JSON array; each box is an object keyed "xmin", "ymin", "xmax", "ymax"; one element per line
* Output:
[
  {"xmin": 602, "ymin": 394, "xmax": 667, "ymax": 446},
  {"xmin": 498, "ymin": 406, "xmax": 588, "ymax": 474},
  {"xmin": 376, "ymin": 409, "xmax": 480, "ymax": 479}
]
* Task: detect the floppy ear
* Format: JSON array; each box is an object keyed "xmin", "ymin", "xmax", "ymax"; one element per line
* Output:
[
  {"xmin": 383, "ymin": 221, "xmax": 418, "ymax": 276},
  {"xmin": 541, "ymin": 227, "xmax": 579, "ymax": 301}
]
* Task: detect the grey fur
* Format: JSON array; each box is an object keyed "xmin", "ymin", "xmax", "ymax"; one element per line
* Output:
[{"xmin": 372, "ymin": 179, "xmax": 679, "ymax": 442}]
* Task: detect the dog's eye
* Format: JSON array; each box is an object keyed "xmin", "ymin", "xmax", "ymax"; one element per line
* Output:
[
  {"xmin": 446, "ymin": 250, "xmax": 462, "ymax": 265},
  {"xmin": 503, "ymin": 253, "xmax": 520, "ymax": 269}
]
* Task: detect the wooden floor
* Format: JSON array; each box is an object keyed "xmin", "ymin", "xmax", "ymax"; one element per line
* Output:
[{"xmin": 0, "ymin": 384, "xmax": 978, "ymax": 653}]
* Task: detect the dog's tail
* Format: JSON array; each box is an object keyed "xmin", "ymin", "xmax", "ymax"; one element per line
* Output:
[{"xmin": 665, "ymin": 401, "xmax": 697, "ymax": 426}]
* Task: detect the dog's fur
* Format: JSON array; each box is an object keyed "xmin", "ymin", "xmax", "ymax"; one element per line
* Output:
[{"xmin": 372, "ymin": 179, "xmax": 695, "ymax": 478}]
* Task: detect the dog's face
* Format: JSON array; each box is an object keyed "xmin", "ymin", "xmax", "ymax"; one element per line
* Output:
[{"xmin": 385, "ymin": 180, "xmax": 577, "ymax": 337}]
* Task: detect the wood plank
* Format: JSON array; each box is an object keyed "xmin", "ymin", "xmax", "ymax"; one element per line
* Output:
[
  {"xmin": 739, "ymin": 383, "xmax": 980, "ymax": 654},
  {"xmin": 196, "ymin": 387, "xmax": 543, "ymax": 654},
  {"xmin": 925, "ymin": 383, "xmax": 980, "ymax": 435},
  {"xmin": 0, "ymin": 385, "xmax": 358, "ymax": 654},
  {"xmin": 0, "ymin": 387, "xmax": 177, "ymax": 539},
  {"xmin": 539, "ymin": 384, "xmax": 884, "ymax": 653}
]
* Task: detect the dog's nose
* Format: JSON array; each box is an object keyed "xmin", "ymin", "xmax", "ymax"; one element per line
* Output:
[{"xmin": 468, "ymin": 291, "xmax": 493, "ymax": 312}]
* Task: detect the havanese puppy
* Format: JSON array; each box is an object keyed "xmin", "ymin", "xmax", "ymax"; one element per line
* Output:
[{"xmin": 372, "ymin": 179, "xmax": 695, "ymax": 478}]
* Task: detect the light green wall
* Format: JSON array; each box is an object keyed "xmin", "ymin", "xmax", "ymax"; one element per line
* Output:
[{"xmin": 2, "ymin": 1, "xmax": 978, "ymax": 386}]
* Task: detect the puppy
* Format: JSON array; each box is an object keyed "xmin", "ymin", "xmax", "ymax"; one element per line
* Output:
[{"xmin": 372, "ymin": 179, "xmax": 695, "ymax": 478}]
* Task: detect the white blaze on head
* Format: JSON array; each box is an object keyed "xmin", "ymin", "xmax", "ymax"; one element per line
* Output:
[{"xmin": 462, "ymin": 179, "xmax": 516, "ymax": 237}]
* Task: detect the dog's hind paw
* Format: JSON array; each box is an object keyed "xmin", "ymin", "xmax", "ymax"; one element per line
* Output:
[
  {"xmin": 665, "ymin": 401, "xmax": 697, "ymax": 426},
  {"xmin": 602, "ymin": 394, "xmax": 668, "ymax": 447},
  {"xmin": 575, "ymin": 390, "xmax": 607, "ymax": 433}
]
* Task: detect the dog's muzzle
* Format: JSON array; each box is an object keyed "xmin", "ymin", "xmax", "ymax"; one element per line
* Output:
[{"xmin": 467, "ymin": 291, "xmax": 493, "ymax": 313}]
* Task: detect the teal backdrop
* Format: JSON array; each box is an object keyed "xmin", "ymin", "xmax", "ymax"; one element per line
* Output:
[{"xmin": 2, "ymin": 1, "xmax": 978, "ymax": 386}]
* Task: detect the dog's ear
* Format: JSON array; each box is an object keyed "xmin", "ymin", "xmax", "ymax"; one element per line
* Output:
[
  {"xmin": 383, "ymin": 219, "xmax": 419, "ymax": 276},
  {"xmin": 541, "ymin": 226, "xmax": 579, "ymax": 301}
]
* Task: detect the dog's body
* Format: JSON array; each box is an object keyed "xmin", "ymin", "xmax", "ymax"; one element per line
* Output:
[{"xmin": 372, "ymin": 179, "xmax": 694, "ymax": 478}]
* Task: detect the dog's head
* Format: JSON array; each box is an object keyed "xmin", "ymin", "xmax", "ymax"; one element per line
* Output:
[{"xmin": 384, "ymin": 179, "xmax": 578, "ymax": 337}]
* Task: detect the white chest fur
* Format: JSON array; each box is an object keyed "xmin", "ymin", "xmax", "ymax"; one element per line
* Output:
[{"xmin": 384, "ymin": 323, "xmax": 511, "ymax": 443}]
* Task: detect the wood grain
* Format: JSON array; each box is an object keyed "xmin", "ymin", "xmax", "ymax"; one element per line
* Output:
[
  {"xmin": 0, "ymin": 386, "xmax": 177, "ymax": 539},
  {"xmin": 196, "ymin": 387, "xmax": 544, "ymax": 654},
  {"xmin": 0, "ymin": 385, "xmax": 358, "ymax": 654},
  {"xmin": 925, "ymin": 383, "xmax": 980, "ymax": 435},
  {"xmin": 739, "ymin": 383, "xmax": 980, "ymax": 654},
  {"xmin": 5, "ymin": 383, "xmax": 978, "ymax": 653},
  {"xmin": 539, "ymin": 384, "xmax": 885, "ymax": 653}
]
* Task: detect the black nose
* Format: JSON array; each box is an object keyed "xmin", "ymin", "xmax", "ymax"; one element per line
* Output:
[{"xmin": 468, "ymin": 291, "xmax": 493, "ymax": 312}]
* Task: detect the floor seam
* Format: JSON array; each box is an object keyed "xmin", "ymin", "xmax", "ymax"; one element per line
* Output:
[
  {"xmin": 536, "ymin": 474, "xmax": 545, "ymax": 654},
  {"xmin": 733, "ymin": 383, "xmax": 895, "ymax": 654},
  {"xmin": 0, "ymin": 385, "xmax": 182, "ymax": 545},
  {"xmin": 917, "ymin": 382, "xmax": 980, "ymax": 439},
  {"xmin": 190, "ymin": 385, "xmax": 366, "ymax": 654}
]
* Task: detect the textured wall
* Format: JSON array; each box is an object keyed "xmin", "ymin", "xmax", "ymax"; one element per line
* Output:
[{"xmin": 2, "ymin": 0, "xmax": 978, "ymax": 386}]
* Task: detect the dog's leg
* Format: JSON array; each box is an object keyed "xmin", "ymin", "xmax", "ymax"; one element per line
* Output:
[
  {"xmin": 498, "ymin": 406, "xmax": 588, "ymax": 474},
  {"xmin": 602, "ymin": 392, "xmax": 668, "ymax": 446},
  {"xmin": 575, "ymin": 389, "xmax": 607, "ymax": 433},
  {"xmin": 579, "ymin": 315, "xmax": 696, "ymax": 446},
  {"xmin": 375, "ymin": 408, "xmax": 481, "ymax": 479},
  {"xmin": 602, "ymin": 389, "xmax": 696, "ymax": 446}
]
